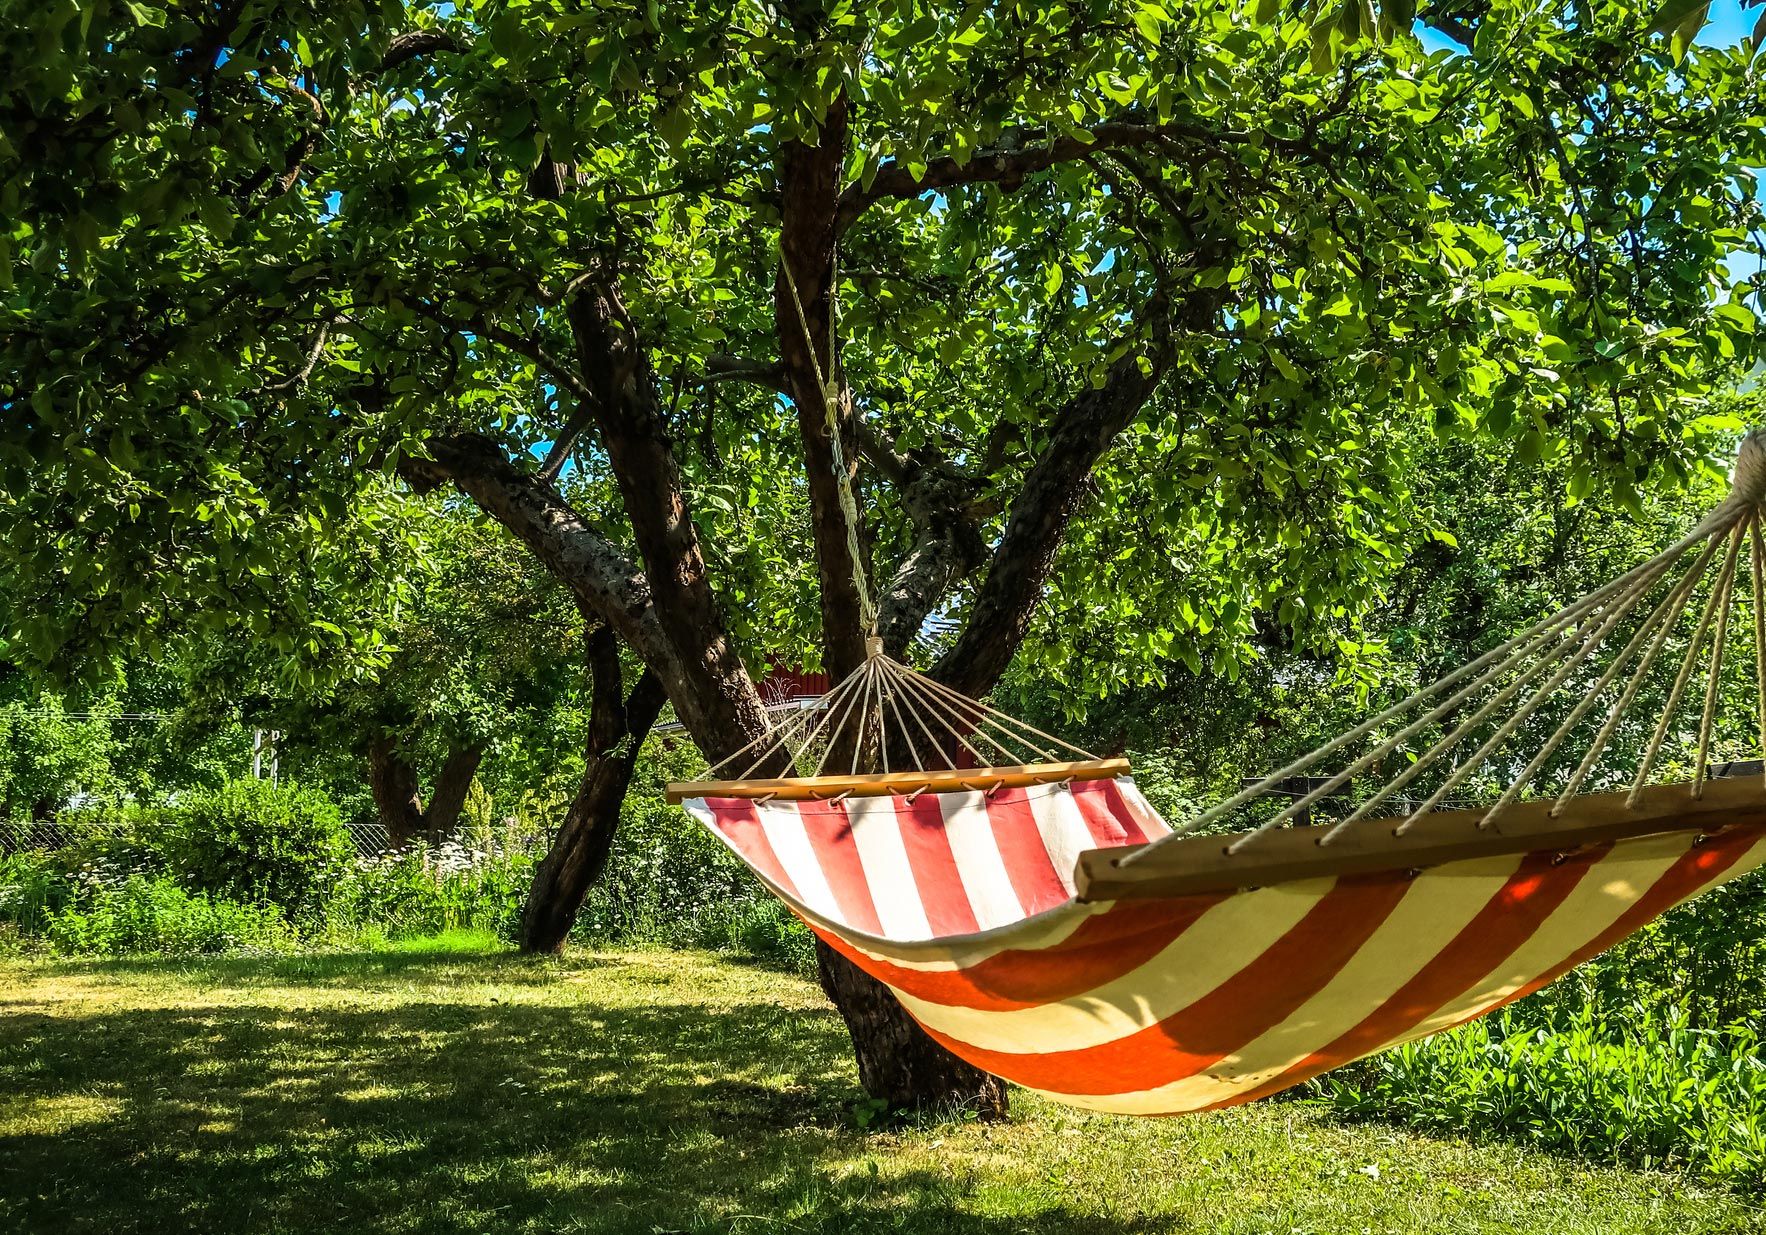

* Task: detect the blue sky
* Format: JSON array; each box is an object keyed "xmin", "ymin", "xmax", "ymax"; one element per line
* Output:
[
  {"xmin": 1419, "ymin": 0, "xmax": 1757, "ymax": 51},
  {"xmin": 1697, "ymin": 0, "xmax": 1760, "ymax": 43}
]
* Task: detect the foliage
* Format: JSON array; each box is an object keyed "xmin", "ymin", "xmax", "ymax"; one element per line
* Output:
[
  {"xmin": 0, "ymin": 850, "xmax": 70, "ymax": 938},
  {"xmin": 162, "ymin": 779, "xmax": 352, "ymax": 921},
  {"xmin": 0, "ymin": 683, "xmax": 119, "ymax": 820},
  {"xmin": 1311, "ymin": 1002, "xmax": 1766, "ymax": 1188},
  {"xmin": 41, "ymin": 873, "xmax": 295, "ymax": 956},
  {"xmin": 325, "ymin": 843, "xmax": 534, "ymax": 940},
  {"xmin": 169, "ymin": 504, "xmax": 592, "ymax": 823},
  {"xmin": 1576, "ymin": 868, "xmax": 1766, "ymax": 1030},
  {"xmin": 2, "ymin": 0, "xmax": 1761, "ymax": 711}
]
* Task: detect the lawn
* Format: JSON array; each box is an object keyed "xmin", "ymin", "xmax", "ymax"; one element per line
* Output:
[{"xmin": 1, "ymin": 935, "xmax": 1761, "ymax": 1235}]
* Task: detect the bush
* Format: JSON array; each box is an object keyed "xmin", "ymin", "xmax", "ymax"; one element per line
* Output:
[
  {"xmin": 0, "ymin": 850, "xmax": 72, "ymax": 938},
  {"xmin": 1310, "ymin": 1003, "xmax": 1766, "ymax": 1188},
  {"xmin": 327, "ymin": 843, "xmax": 533, "ymax": 940},
  {"xmin": 163, "ymin": 779, "xmax": 351, "ymax": 922},
  {"xmin": 51, "ymin": 801, "xmax": 174, "ymax": 878},
  {"xmin": 44, "ymin": 874, "xmax": 294, "ymax": 955}
]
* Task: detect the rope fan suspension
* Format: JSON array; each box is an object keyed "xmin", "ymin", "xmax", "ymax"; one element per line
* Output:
[{"xmin": 666, "ymin": 433, "xmax": 1766, "ymax": 1117}]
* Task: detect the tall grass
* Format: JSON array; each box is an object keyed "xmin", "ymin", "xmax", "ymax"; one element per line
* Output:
[{"xmin": 1310, "ymin": 1003, "xmax": 1766, "ymax": 1187}]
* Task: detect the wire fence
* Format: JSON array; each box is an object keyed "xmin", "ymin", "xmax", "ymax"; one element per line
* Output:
[{"xmin": 0, "ymin": 814, "xmax": 554, "ymax": 860}]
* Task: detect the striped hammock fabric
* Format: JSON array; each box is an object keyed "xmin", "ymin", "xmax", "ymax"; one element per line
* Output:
[{"xmin": 685, "ymin": 777, "xmax": 1766, "ymax": 1115}]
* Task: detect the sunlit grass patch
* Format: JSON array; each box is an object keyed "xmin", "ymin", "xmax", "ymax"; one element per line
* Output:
[{"xmin": 1, "ymin": 943, "xmax": 1761, "ymax": 1235}]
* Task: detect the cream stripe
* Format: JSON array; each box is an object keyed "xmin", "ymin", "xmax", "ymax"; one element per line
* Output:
[
  {"xmin": 1058, "ymin": 855, "xmax": 1524, "ymax": 1114},
  {"xmin": 1027, "ymin": 787, "xmax": 1089, "ymax": 896},
  {"xmin": 844, "ymin": 795, "xmax": 933, "ymax": 941},
  {"xmin": 940, "ymin": 790, "xmax": 1025, "ymax": 930},
  {"xmin": 754, "ymin": 801, "xmax": 842, "ymax": 924},
  {"xmin": 1400, "ymin": 832, "xmax": 1694, "ymax": 1041},
  {"xmin": 894, "ymin": 877, "xmax": 1332, "ymax": 1052},
  {"xmin": 1407, "ymin": 830, "xmax": 1766, "ymax": 1042},
  {"xmin": 831, "ymin": 896, "xmax": 1109, "ymax": 970},
  {"xmin": 1116, "ymin": 778, "xmax": 1173, "ymax": 840},
  {"xmin": 1035, "ymin": 835, "xmax": 1766, "ymax": 1117}
]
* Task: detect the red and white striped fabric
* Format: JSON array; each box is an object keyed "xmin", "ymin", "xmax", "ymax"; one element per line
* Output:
[{"xmin": 685, "ymin": 778, "xmax": 1766, "ymax": 1115}]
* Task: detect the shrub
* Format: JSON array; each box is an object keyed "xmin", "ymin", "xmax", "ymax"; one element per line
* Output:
[
  {"xmin": 570, "ymin": 771, "xmax": 817, "ymax": 974},
  {"xmin": 0, "ymin": 850, "xmax": 72, "ymax": 938},
  {"xmin": 327, "ymin": 843, "xmax": 533, "ymax": 940},
  {"xmin": 45, "ymin": 874, "xmax": 294, "ymax": 955},
  {"xmin": 51, "ymin": 801, "xmax": 174, "ymax": 878},
  {"xmin": 163, "ymin": 779, "xmax": 351, "ymax": 922},
  {"xmin": 1310, "ymin": 1003, "xmax": 1766, "ymax": 1188}
]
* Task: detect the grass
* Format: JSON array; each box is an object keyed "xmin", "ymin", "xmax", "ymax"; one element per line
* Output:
[{"xmin": 2, "ymin": 935, "xmax": 1762, "ymax": 1235}]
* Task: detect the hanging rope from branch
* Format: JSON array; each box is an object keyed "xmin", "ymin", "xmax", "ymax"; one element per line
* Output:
[{"xmin": 781, "ymin": 256, "xmax": 879, "ymax": 636}]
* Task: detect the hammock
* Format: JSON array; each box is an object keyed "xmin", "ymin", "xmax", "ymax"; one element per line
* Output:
[{"xmin": 667, "ymin": 434, "xmax": 1766, "ymax": 1116}]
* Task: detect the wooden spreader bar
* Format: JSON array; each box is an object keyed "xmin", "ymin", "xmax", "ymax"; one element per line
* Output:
[
  {"xmin": 665, "ymin": 758, "xmax": 1131, "ymax": 805},
  {"xmin": 1076, "ymin": 773, "xmax": 1766, "ymax": 902}
]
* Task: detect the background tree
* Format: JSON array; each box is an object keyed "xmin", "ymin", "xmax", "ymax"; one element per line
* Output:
[
  {"xmin": 176, "ymin": 505, "xmax": 588, "ymax": 847},
  {"xmin": 4, "ymin": 0, "xmax": 1763, "ymax": 1114}
]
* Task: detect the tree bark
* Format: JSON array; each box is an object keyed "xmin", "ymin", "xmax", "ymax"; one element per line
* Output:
[
  {"xmin": 778, "ymin": 95, "xmax": 871, "ymax": 684},
  {"xmin": 405, "ymin": 139, "xmax": 1214, "ymax": 1119},
  {"xmin": 366, "ymin": 736, "xmax": 484, "ymax": 848},
  {"xmin": 405, "ymin": 434, "xmax": 772, "ymax": 765},
  {"xmin": 367, "ymin": 737, "xmax": 426, "ymax": 848},
  {"xmin": 425, "ymin": 744, "xmax": 485, "ymax": 839},
  {"xmin": 521, "ymin": 626, "xmax": 667, "ymax": 953},
  {"xmin": 816, "ymin": 940, "xmax": 1009, "ymax": 1120}
]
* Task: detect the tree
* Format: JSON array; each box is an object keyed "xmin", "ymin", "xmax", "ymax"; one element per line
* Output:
[
  {"xmin": 0, "ymin": 669, "xmax": 120, "ymax": 824},
  {"xmin": 173, "ymin": 503, "xmax": 590, "ymax": 847},
  {"xmin": 4, "ymin": 0, "xmax": 1763, "ymax": 1113}
]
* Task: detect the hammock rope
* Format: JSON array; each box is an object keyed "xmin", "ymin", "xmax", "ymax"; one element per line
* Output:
[
  {"xmin": 689, "ymin": 429, "xmax": 1766, "ymax": 867},
  {"xmin": 667, "ymin": 432, "xmax": 1766, "ymax": 1119}
]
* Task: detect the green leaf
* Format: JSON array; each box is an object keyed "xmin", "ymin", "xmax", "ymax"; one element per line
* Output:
[{"xmin": 1669, "ymin": 3, "xmax": 1709, "ymax": 62}]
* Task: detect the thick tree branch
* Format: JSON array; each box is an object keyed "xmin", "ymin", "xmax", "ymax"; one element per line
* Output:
[
  {"xmin": 930, "ymin": 337, "xmax": 1179, "ymax": 698},
  {"xmin": 380, "ymin": 30, "xmax": 463, "ymax": 74},
  {"xmin": 836, "ymin": 117, "xmax": 1313, "ymax": 236},
  {"xmin": 778, "ymin": 93, "xmax": 872, "ymax": 681},
  {"xmin": 520, "ymin": 624, "xmax": 667, "ymax": 952},
  {"xmin": 398, "ymin": 434, "xmax": 662, "ymax": 660},
  {"xmin": 865, "ymin": 425, "xmax": 991, "ymax": 656},
  {"xmin": 703, "ymin": 354, "xmax": 788, "ymax": 394}
]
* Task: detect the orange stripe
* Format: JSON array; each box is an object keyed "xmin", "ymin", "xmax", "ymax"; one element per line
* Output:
[
  {"xmin": 985, "ymin": 788, "xmax": 1071, "ymax": 916},
  {"xmin": 916, "ymin": 872, "xmax": 1413, "ymax": 1095},
  {"xmin": 813, "ymin": 893, "xmax": 1228, "ymax": 1011},
  {"xmin": 1438, "ymin": 823, "xmax": 1766, "ymax": 1029},
  {"xmin": 1072, "ymin": 778, "xmax": 1152, "ymax": 846},
  {"xmin": 893, "ymin": 793, "xmax": 981, "ymax": 935},
  {"xmin": 1209, "ymin": 846, "xmax": 1606, "ymax": 1109}
]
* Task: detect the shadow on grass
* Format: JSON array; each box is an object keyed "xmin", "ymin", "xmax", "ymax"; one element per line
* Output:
[
  {"xmin": 5, "ymin": 938, "xmax": 567, "ymax": 989},
  {"xmin": 0, "ymin": 953, "xmax": 1174, "ymax": 1235}
]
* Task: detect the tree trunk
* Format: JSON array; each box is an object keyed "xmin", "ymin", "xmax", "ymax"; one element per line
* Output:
[
  {"xmin": 366, "ymin": 737, "xmax": 426, "ymax": 848},
  {"xmin": 521, "ymin": 627, "xmax": 666, "ymax": 953},
  {"xmin": 425, "ymin": 743, "xmax": 485, "ymax": 840},
  {"xmin": 816, "ymin": 938, "xmax": 1009, "ymax": 1120}
]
